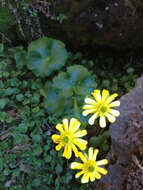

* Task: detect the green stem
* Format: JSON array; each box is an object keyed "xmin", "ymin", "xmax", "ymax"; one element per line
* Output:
[{"xmin": 73, "ymin": 97, "xmax": 80, "ymax": 118}]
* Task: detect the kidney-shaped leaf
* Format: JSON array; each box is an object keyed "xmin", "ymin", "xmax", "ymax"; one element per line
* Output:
[
  {"xmin": 53, "ymin": 65, "xmax": 96, "ymax": 97},
  {"xmin": 27, "ymin": 37, "xmax": 68, "ymax": 77}
]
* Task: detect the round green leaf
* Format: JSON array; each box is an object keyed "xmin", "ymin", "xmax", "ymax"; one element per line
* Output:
[{"xmin": 27, "ymin": 37, "xmax": 68, "ymax": 77}]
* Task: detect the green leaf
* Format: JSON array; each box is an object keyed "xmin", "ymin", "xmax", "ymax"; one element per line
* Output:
[
  {"xmin": 53, "ymin": 72, "xmax": 73, "ymax": 98},
  {"xmin": 27, "ymin": 37, "xmax": 68, "ymax": 77},
  {"xmin": 17, "ymin": 123, "xmax": 28, "ymax": 133},
  {"xmin": 15, "ymin": 50, "xmax": 27, "ymax": 69},
  {"xmin": 53, "ymin": 65, "xmax": 96, "ymax": 97},
  {"xmin": 32, "ymin": 134, "xmax": 42, "ymax": 143},
  {"xmin": 0, "ymin": 44, "xmax": 3, "ymax": 53},
  {"xmin": 0, "ymin": 98, "xmax": 9, "ymax": 109},
  {"xmin": 32, "ymin": 145, "xmax": 43, "ymax": 156},
  {"xmin": 55, "ymin": 164, "xmax": 63, "ymax": 173},
  {"xmin": 16, "ymin": 94, "xmax": 24, "ymax": 102},
  {"xmin": 44, "ymin": 88, "xmax": 65, "ymax": 113},
  {"xmin": 32, "ymin": 179, "xmax": 41, "ymax": 186}
]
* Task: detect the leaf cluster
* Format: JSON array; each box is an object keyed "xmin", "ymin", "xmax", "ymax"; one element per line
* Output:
[{"xmin": 0, "ymin": 38, "xmax": 138, "ymax": 189}]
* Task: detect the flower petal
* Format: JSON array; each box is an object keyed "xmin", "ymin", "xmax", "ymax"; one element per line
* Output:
[
  {"xmin": 99, "ymin": 116, "xmax": 106, "ymax": 128},
  {"xmin": 88, "ymin": 113, "xmax": 99, "ymax": 125},
  {"xmin": 56, "ymin": 124, "xmax": 64, "ymax": 133},
  {"xmin": 78, "ymin": 152, "xmax": 87, "ymax": 163},
  {"xmin": 62, "ymin": 144, "xmax": 68, "ymax": 158},
  {"xmin": 110, "ymin": 109, "xmax": 120, "ymax": 117},
  {"xmin": 92, "ymin": 90, "xmax": 101, "ymax": 102},
  {"xmin": 89, "ymin": 173, "xmax": 96, "ymax": 182},
  {"xmin": 56, "ymin": 142, "xmax": 64, "ymax": 151},
  {"xmin": 101, "ymin": 89, "xmax": 109, "ymax": 101},
  {"xmin": 71, "ymin": 162, "xmax": 83, "ymax": 169},
  {"xmin": 84, "ymin": 98, "xmax": 96, "ymax": 105},
  {"xmin": 81, "ymin": 173, "xmax": 90, "ymax": 183},
  {"xmin": 63, "ymin": 118, "xmax": 69, "ymax": 131},
  {"xmin": 93, "ymin": 149, "xmax": 99, "ymax": 161},
  {"xmin": 52, "ymin": 134, "xmax": 60, "ymax": 143},
  {"xmin": 82, "ymin": 109, "xmax": 96, "ymax": 116},
  {"xmin": 71, "ymin": 144, "xmax": 79, "ymax": 157},
  {"xmin": 96, "ymin": 166, "xmax": 108, "ymax": 175},
  {"xmin": 95, "ymin": 171, "xmax": 101, "ymax": 179},
  {"xmin": 74, "ymin": 130, "xmax": 87, "ymax": 138},
  {"xmin": 106, "ymin": 93, "xmax": 118, "ymax": 103},
  {"xmin": 106, "ymin": 113, "xmax": 116, "ymax": 123},
  {"xmin": 110, "ymin": 100, "xmax": 120, "ymax": 107},
  {"xmin": 75, "ymin": 170, "xmax": 85, "ymax": 178},
  {"xmin": 83, "ymin": 105, "xmax": 95, "ymax": 109},
  {"xmin": 96, "ymin": 159, "xmax": 108, "ymax": 166},
  {"xmin": 88, "ymin": 147, "xmax": 93, "ymax": 160},
  {"xmin": 69, "ymin": 118, "xmax": 80, "ymax": 133},
  {"xmin": 74, "ymin": 138, "xmax": 88, "ymax": 150},
  {"xmin": 66, "ymin": 145, "xmax": 72, "ymax": 159}
]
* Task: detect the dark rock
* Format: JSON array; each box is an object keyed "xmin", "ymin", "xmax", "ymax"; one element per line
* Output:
[
  {"xmin": 95, "ymin": 76, "xmax": 143, "ymax": 190},
  {"xmin": 1, "ymin": 0, "xmax": 143, "ymax": 49}
]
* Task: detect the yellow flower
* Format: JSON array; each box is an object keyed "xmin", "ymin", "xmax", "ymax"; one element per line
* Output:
[
  {"xmin": 71, "ymin": 147, "xmax": 108, "ymax": 183},
  {"xmin": 82, "ymin": 89, "xmax": 120, "ymax": 128},
  {"xmin": 52, "ymin": 118, "xmax": 88, "ymax": 159}
]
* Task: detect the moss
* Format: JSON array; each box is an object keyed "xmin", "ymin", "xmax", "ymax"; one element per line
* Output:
[
  {"xmin": 131, "ymin": 0, "xmax": 143, "ymax": 11},
  {"xmin": 0, "ymin": 5, "xmax": 14, "ymax": 33}
]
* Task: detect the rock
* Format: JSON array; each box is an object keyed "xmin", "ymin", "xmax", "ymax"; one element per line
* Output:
[
  {"xmin": 95, "ymin": 76, "xmax": 143, "ymax": 190},
  {"xmin": 1, "ymin": 0, "xmax": 143, "ymax": 49}
]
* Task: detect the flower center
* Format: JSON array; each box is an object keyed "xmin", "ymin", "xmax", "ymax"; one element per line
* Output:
[
  {"xmin": 88, "ymin": 166, "xmax": 95, "ymax": 172},
  {"xmin": 100, "ymin": 105, "xmax": 107, "ymax": 113},
  {"xmin": 63, "ymin": 136, "xmax": 69, "ymax": 144}
]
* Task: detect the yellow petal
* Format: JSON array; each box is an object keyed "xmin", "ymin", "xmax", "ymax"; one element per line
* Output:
[
  {"xmin": 82, "ymin": 109, "xmax": 96, "ymax": 116},
  {"xmin": 110, "ymin": 100, "xmax": 120, "ymax": 107},
  {"xmin": 63, "ymin": 118, "xmax": 69, "ymax": 131},
  {"xmin": 74, "ymin": 130, "xmax": 87, "ymax": 138},
  {"xmin": 83, "ymin": 105, "xmax": 95, "ymax": 109},
  {"xmin": 84, "ymin": 98, "xmax": 96, "ymax": 105},
  {"xmin": 106, "ymin": 113, "xmax": 116, "ymax": 123},
  {"xmin": 81, "ymin": 173, "xmax": 89, "ymax": 183},
  {"xmin": 78, "ymin": 152, "xmax": 87, "ymax": 163},
  {"xmin": 75, "ymin": 170, "xmax": 85, "ymax": 178},
  {"xmin": 69, "ymin": 118, "xmax": 80, "ymax": 133},
  {"xmin": 93, "ymin": 149, "xmax": 99, "ymax": 161},
  {"xmin": 56, "ymin": 142, "xmax": 64, "ymax": 151},
  {"xmin": 88, "ymin": 113, "xmax": 99, "ymax": 125},
  {"xmin": 96, "ymin": 166, "xmax": 108, "ymax": 175},
  {"xmin": 71, "ymin": 144, "xmax": 79, "ymax": 157},
  {"xmin": 106, "ymin": 93, "xmax": 118, "ymax": 103},
  {"xmin": 92, "ymin": 90, "xmax": 101, "ymax": 102},
  {"xmin": 99, "ymin": 116, "xmax": 106, "ymax": 128},
  {"xmin": 52, "ymin": 134, "xmax": 60, "ymax": 143},
  {"xmin": 66, "ymin": 145, "xmax": 72, "ymax": 159},
  {"xmin": 101, "ymin": 89, "xmax": 109, "ymax": 101},
  {"xmin": 71, "ymin": 162, "xmax": 83, "ymax": 169},
  {"xmin": 95, "ymin": 171, "xmax": 101, "ymax": 179},
  {"xmin": 96, "ymin": 159, "xmax": 108, "ymax": 166},
  {"xmin": 56, "ymin": 124, "xmax": 64, "ymax": 133},
  {"xmin": 88, "ymin": 147, "xmax": 93, "ymax": 160},
  {"xmin": 62, "ymin": 144, "xmax": 68, "ymax": 158},
  {"xmin": 74, "ymin": 138, "xmax": 87, "ymax": 150},
  {"xmin": 89, "ymin": 173, "xmax": 96, "ymax": 182}
]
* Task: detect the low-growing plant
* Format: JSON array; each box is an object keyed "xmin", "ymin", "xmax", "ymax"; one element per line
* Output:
[{"xmin": 0, "ymin": 38, "xmax": 139, "ymax": 189}]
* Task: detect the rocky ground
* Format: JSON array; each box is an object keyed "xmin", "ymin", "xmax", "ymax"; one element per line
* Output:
[{"xmin": 95, "ymin": 76, "xmax": 143, "ymax": 190}]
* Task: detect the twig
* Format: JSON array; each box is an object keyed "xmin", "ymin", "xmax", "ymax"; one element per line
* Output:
[{"xmin": 132, "ymin": 154, "xmax": 143, "ymax": 172}]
